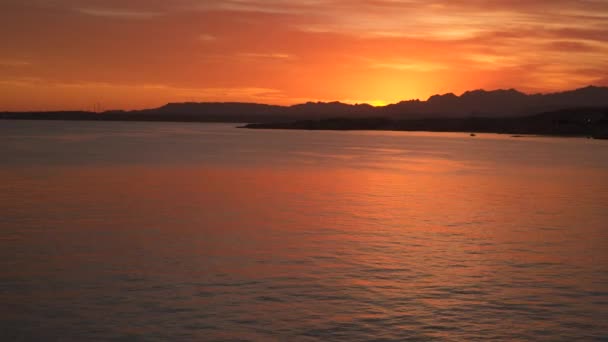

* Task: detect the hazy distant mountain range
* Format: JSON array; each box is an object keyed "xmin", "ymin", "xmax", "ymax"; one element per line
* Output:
[
  {"xmin": 2, "ymin": 86, "xmax": 608, "ymax": 137},
  {"xmin": 120, "ymin": 85, "xmax": 608, "ymax": 121},
  {"xmin": 2, "ymin": 85, "xmax": 608, "ymax": 123}
]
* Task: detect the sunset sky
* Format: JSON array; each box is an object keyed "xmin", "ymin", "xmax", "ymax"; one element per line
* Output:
[{"xmin": 1, "ymin": 0, "xmax": 608, "ymax": 111}]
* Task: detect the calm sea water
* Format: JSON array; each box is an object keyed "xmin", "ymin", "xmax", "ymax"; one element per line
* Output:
[{"xmin": 1, "ymin": 120, "xmax": 608, "ymax": 341}]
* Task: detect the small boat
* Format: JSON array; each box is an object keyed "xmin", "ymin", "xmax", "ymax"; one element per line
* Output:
[{"xmin": 470, "ymin": 133, "xmax": 476, "ymax": 137}]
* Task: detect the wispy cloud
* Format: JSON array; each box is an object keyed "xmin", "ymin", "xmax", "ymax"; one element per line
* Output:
[
  {"xmin": 0, "ymin": 59, "xmax": 31, "ymax": 67},
  {"xmin": 199, "ymin": 34, "xmax": 217, "ymax": 42},
  {"xmin": 190, "ymin": 0, "xmax": 317, "ymax": 14},
  {"xmin": 5, "ymin": 78, "xmax": 281, "ymax": 98},
  {"xmin": 372, "ymin": 61, "xmax": 447, "ymax": 72},
  {"xmin": 187, "ymin": 86, "xmax": 286, "ymax": 100},
  {"xmin": 463, "ymin": 54, "xmax": 523, "ymax": 69},
  {"xmin": 0, "ymin": 76, "xmax": 43, "ymax": 87},
  {"xmin": 77, "ymin": 8, "xmax": 164, "ymax": 19},
  {"xmin": 238, "ymin": 52, "xmax": 293, "ymax": 60},
  {"xmin": 192, "ymin": 0, "xmax": 608, "ymax": 43},
  {"xmin": 0, "ymin": 76, "xmax": 288, "ymax": 108},
  {"xmin": 138, "ymin": 83, "xmax": 285, "ymax": 99}
]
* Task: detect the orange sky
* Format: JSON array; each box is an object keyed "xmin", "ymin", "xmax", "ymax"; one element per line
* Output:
[{"xmin": 1, "ymin": 0, "xmax": 607, "ymax": 111}]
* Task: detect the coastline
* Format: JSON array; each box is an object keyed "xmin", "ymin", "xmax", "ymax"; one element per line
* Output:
[
  {"xmin": 2, "ymin": 110, "xmax": 607, "ymax": 139},
  {"xmin": 239, "ymin": 116, "xmax": 608, "ymax": 140}
]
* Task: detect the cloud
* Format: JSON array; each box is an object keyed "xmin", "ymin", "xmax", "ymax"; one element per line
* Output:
[
  {"xmin": 0, "ymin": 76, "xmax": 44, "ymax": 87},
  {"xmin": 595, "ymin": 77, "xmax": 608, "ymax": 86},
  {"xmin": 0, "ymin": 77, "xmax": 280, "ymax": 97},
  {"xmin": 138, "ymin": 84, "xmax": 289, "ymax": 102},
  {"xmin": 463, "ymin": 54, "xmax": 523, "ymax": 69},
  {"xmin": 238, "ymin": 53, "xmax": 293, "ymax": 59},
  {"xmin": 199, "ymin": 34, "xmax": 217, "ymax": 42},
  {"xmin": 0, "ymin": 59, "xmax": 31, "ymax": 67},
  {"xmin": 0, "ymin": 76, "xmax": 288, "ymax": 108},
  {"xmin": 371, "ymin": 61, "xmax": 447, "ymax": 72},
  {"xmin": 546, "ymin": 41, "xmax": 603, "ymax": 52},
  {"xmin": 190, "ymin": 0, "xmax": 318, "ymax": 14},
  {"xmin": 138, "ymin": 83, "xmax": 283, "ymax": 97},
  {"xmin": 77, "ymin": 8, "xmax": 164, "ymax": 19},
  {"xmin": 186, "ymin": 86, "xmax": 286, "ymax": 100},
  {"xmin": 190, "ymin": 0, "xmax": 608, "ymax": 44}
]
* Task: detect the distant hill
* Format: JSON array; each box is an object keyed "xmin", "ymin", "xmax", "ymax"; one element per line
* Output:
[
  {"xmin": 2, "ymin": 86, "xmax": 608, "ymax": 123},
  {"xmin": 380, "ymin": 86, "xmax": 608, "ymax": 118}
]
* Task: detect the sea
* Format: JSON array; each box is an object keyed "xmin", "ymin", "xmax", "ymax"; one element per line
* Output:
[{"xmin": 1, "ymin": 120, "xmax": 607, "ymax": 341}]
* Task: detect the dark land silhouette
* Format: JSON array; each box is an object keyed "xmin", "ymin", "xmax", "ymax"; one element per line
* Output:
[
  {"xmin": 2, "ymin": 86, "xmax": 608, "ymax": 137},
  {"xmin": 243, "ymin": 107, "xmax": 608, "ymax": 138}
]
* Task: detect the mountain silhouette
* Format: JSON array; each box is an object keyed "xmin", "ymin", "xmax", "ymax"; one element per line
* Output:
[
  {"xmin": 128, "ymin": 85, "xmax": 608, "ymax": 121},
  {"xmin": 2, "ymin": 86, "xmax": 608, "ymax": 123},
  {"xmin": 380, "ymin": 86, "xmax": 608, "ymax": 118}
]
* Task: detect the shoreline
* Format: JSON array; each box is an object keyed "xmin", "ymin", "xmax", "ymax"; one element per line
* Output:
[
  {"xmin": 241, "ymin": 126, "xmax": 604, "ymax": 139},
  {"xmin": 2, "ymin": 116, "xmax": 606, "ymax": 140},
  {"xmin": 239, "ymin": 117, "xmax": 608, "ymax": 140},
  {"xmin": 0, "ymin": 118, "xmax": 608, "ymax": 140}
]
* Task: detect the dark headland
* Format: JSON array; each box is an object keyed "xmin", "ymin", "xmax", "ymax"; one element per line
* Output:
[
  {"xmin": 2, "ymin": 86, "xmax": 608, "ymax": 138},
  {"xmin": 243, "ymin": 107, "xmax": 608, "ymax": 138}
]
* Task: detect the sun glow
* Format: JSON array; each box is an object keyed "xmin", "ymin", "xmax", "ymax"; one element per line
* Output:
[{"xmin": 368, "ymin": 100, "xmax": 389, "ymax": 107}]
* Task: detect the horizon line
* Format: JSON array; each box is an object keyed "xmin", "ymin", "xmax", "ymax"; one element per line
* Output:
[{"xmin": 2, "ymin": 85, "xmax": 605, "ymax": 113}]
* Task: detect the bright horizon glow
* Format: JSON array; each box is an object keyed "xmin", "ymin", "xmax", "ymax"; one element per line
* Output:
[{"xmin": 1, "ymin": 0, "xmax": 607, "ymax": 111}]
